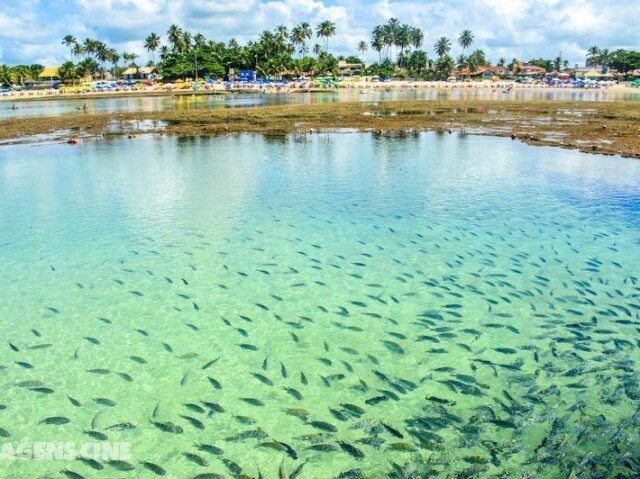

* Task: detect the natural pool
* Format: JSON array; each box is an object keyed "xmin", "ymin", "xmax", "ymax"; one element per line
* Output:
[
  {"xmin": 0, "ymin": 132, "xmax": 639, "ymax": 478},
  {"xmin": 2, "ymin": 87, "xmax": 639, "ymax": 119}
]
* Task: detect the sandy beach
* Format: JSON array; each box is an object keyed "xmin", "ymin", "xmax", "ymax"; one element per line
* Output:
[{"xmin": 1, "ymin": 80, "xmax": 638, "ymax": 103}]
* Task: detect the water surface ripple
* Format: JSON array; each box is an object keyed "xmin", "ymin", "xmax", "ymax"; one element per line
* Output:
[{"xmin": 0, "ymin": 132, "xmax": 639, "ymax": 478}]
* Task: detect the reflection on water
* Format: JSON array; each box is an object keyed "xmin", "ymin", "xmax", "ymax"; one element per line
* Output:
[
  {"xmin": 1, "ymin": 133, "xmax": 640, "ymax": 478},
  {"xmin": 2, "ymin": 87, "xmax": 640, "ymax": 120}
]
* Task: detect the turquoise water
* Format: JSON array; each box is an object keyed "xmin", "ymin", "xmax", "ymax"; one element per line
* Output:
[
  {"xmin": 1, "ymin": 132, "xmax": 640, "ymax": 478},
  {"xmin": 2, "ymin": 87, "xmax": 639, "ymax": 119}
]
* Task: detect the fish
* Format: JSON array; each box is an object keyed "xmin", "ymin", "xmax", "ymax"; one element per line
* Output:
[
  {"xmin": 39, "ymin": 417, "xmax": 70, "ymax": 425},
  {"xmin": 258, "ymin": 440, "xmax": 298, "ymax": 459},
  {"xmin": 289, "ymin": 460, "xmax": 309, "ymax": 479},
  {"xmin": 251, "ymin": 372, "xmax": 274, "ymax": 386},
  {"xmin": 140, "ymin": 461, "xmax": 166, "ymax": 476},
  {"xmin": 61, "ymin": 470, "xmax": 85, "ymax": 479},
  {"xmin": 30, "ymin": 387, "xmax": 55, "ymax": 394},
  {"xmin": 106, "ymin": 422, "xmax": 136, "ymax": 431},
  {"xmin": 284, "ymin": 387, "xmax": 303, "ymax": 400},
  {"xmin": 150, "ymin": 420, "xmax": 183, "ymax": 434},
  {"xmin": 207, "ymin": 376, "xmax": 222, "ymax": 389},
  {"xmin": 201, "ymin": 401, "xmax": 225, "ymax": 413},
  {"xmin": 234, "ymin": 415, "xmax": 256, "ymax": 425},
  {"xmin": 382, "ymin": 422, "xmax": 404, "ymax": 438},
  {"xmin": 365, "ymin": 396, "xmax": 389, "ymax": 406},
  {"xmin": 180, "ymin": 415, "xmax": 205, "ymax": 430},
  {"xmin": 83, "ymin": 430, "xmax": 108, "ymax": 441},
  {"xmin": 195, "ymin": 443, "xmax": 224, "ymax": 456},
  {"xmin": 183, "ymin": 452, "xmax": 209, "ymax": 466},
  {"xmin": 329, "ymin": 408, "xmax": 350, "ymax": 422},
  {"xmin": 308, "ymin": 420, "xmax": 338, "ymax": 432},
  {"xmin": 284, "ymin": 408, "xmax": 310, "ymax": 420},
  {"xmin": 76, "ymin": 457, "xmax": 103, "ymax": 470},
  {"xmin": 337, "ymin": 441, "xmax": 365, "ymax": 459},
  {"xmin": 340, "ymin": 403, "xmax": 365, "ymax": 417},
  {"xmin": 305, "ymin": 443, "xmax": 338, "ymax": 452},
  {"xmin": 202, "ymin": 356, "xmax": 221, "ymax": 370},
  {"xmin": 116, "ymin": 372, "xmax": 133, "ymax": 382},
  {"xmin": 222, "ymin": 458, "xmax": 243, "ymax": 475},
  {"xmin": 106, "ymin": 460, "xmax": 135, "ymax": 471}
]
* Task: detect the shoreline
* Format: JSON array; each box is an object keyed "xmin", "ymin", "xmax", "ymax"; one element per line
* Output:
[
  {"xmin": 1, "ymin": 81, "xmax": 638, "ymax": 103},
  {"xmin": 1, "ymin": 99, "xmax": 639, "ymax": 158}
]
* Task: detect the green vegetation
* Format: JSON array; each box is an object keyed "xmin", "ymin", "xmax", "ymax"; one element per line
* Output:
[{"xmin": 1, "ymin": 22, "xmax": 640, "ymax": 87}]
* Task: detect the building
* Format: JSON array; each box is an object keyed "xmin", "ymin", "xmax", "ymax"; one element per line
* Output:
[
  {"xmin": 122, "ymin": 67, "xmax": 158, "ymax": 81},
  {"xmin": 338, "ymin": 60, "xmax": 363, "ymax": 77},
  {"xmin": 454, "ymin": 65, "xmax": 509, "ymax": 79},
  {"xmin": 516, "ymin": 63, "xmax": 547, "ymax": 78},
  {"xmin": 24, "ymin": 66, "xmax": 62, "ymax": 89}
]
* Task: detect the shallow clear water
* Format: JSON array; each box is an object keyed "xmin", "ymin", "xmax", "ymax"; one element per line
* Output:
[
  {"xmin": 1, "ymin": 133, "xmax": 640, "ymax": 478},
  {"xmin": 2, "ymin": 86, "xmax": 639, "ymax": 119}
]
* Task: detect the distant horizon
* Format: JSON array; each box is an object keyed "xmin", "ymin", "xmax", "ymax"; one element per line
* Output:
[{"xmin": 1, "ymin": 0, "xmax": 638, "ymax": 67}]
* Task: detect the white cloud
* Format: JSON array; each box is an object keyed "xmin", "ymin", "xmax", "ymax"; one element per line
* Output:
[{"xmin": 0, "ymin": 0, "xmax": 638, "ymax": 66}]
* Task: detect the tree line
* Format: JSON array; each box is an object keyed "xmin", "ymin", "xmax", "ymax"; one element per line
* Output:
[{"xmin": 1, "ymin": 20, "xmax": 640, "ymax": 86}]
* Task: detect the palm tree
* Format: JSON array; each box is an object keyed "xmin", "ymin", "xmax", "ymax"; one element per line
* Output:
[
  {"xmin": 554, "ymin": 55, "xmax": 562, "ymax": 72},
  {"xmin": 410, "ymin": 28, "xmax": 424, "ymax": 51},
  {"xmin": 193, "ymin": 33, "xmax": 206, "ymax": 80},
  {"xmin": 182, "ymin": 32, "xmax": 193, "ymax": 52},
  {"xmin": 145, "ymin": 33, "xmax": 161, "ymax": 65},
  {"xmin": 82, "ymin": 38, "xmax": 99, "ymax": 60},
  {"xmin": 122, "ymin": 52, "xmax": 139, "ymax": 68},
  {"xmin": 108, "ymin": 49, "xmax": 120, "ymax": 76},
  {"xmin": 458, "ymin": 30, "xmax": 473, "ymax": 79},
  {"xmin": 436, "ymin": 55, "xmax": 455, "ymax": 79},
  {"xmin": 598, "ymin": 48, "xmax": 611, "ymax": 73},
  {"xmin": 159, "ymin": 46, "xmax": 170, "ymax": 62},
  {"xmin": 371, "ymin": 36, "xmax": 384, "ymax": 63},
  {"xmin": 458, "ymin": 30, "xmax": 474, "ymax": 53},
  {"xmin": 276, "ymin": 25, "xmax": 288, "ymax": 42},
  {"xmin": 0, "ymin": 65, "xmax": 13, "ymax": 86},
  {"xmin": 586, "ymin": 45, "xmax": 600, "ymax": 67},
  {"xmin": 316, "ymin": 20, "xmax": 336, "ymax": 52},
  {"xmin": 357, "ymin": 41, "xmax": 368, "ymax": 60},
  {"xmin": 291, "ymin": 22, "xmax": 312, "ymax": 58},
  {"xmin": 62, "ymin": 35, "xmax": 77, "ymax": 61},
  {"xmin": 95, "ymin": 41, "xmax": 110, "ymax": 79},
  {"xmin": 58, "ymin": 61, "xmax": 78, "ymax": 85},
  {"xmin": 498, "ymin": 57, "xmax": 506, "ymax": 67},
  {"xmin": 290, "ymin": 26, "xmax": 305, "ymax": 58},
  {"xmin": 72, "ymin": 43, "xmax": 84, "ymax": 60},
  {"xmin": 396, "ymin": 24, "xmax": 412, "ymax": 67},
  {"xmin": 167, "ymin": 25, "xmax": 185, "ymax": 52},
  {"xmin": 371, "ymin": 25, "xmax": 384, "ymax": 62},
  {"xmin": 434, "ymin": 36, "xmax": 451, "ymax": 59}
]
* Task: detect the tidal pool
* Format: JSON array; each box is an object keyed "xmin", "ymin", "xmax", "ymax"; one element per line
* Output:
[
  {"xmin": 0, "ymin": 132, "xmax": 639, "ymax": 478},
  {"xmin": 2, "ymin": 86, "xmax": 639, "ymax": 120}
]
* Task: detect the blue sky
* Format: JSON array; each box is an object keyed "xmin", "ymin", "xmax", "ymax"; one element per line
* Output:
[{"xmin": 0, "ymin": 0, "xmax": 638, "ymax": 66}]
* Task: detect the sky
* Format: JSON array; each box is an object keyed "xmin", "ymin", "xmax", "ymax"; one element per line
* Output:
[{"xmin": 0, "ymin": 0, "xmax": 638, "ymax": 67}]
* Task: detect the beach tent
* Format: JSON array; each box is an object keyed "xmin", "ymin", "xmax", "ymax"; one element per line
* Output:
[{"xmin": 584, "ymin": 69, "xmax": 602, "ymax": 80}]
